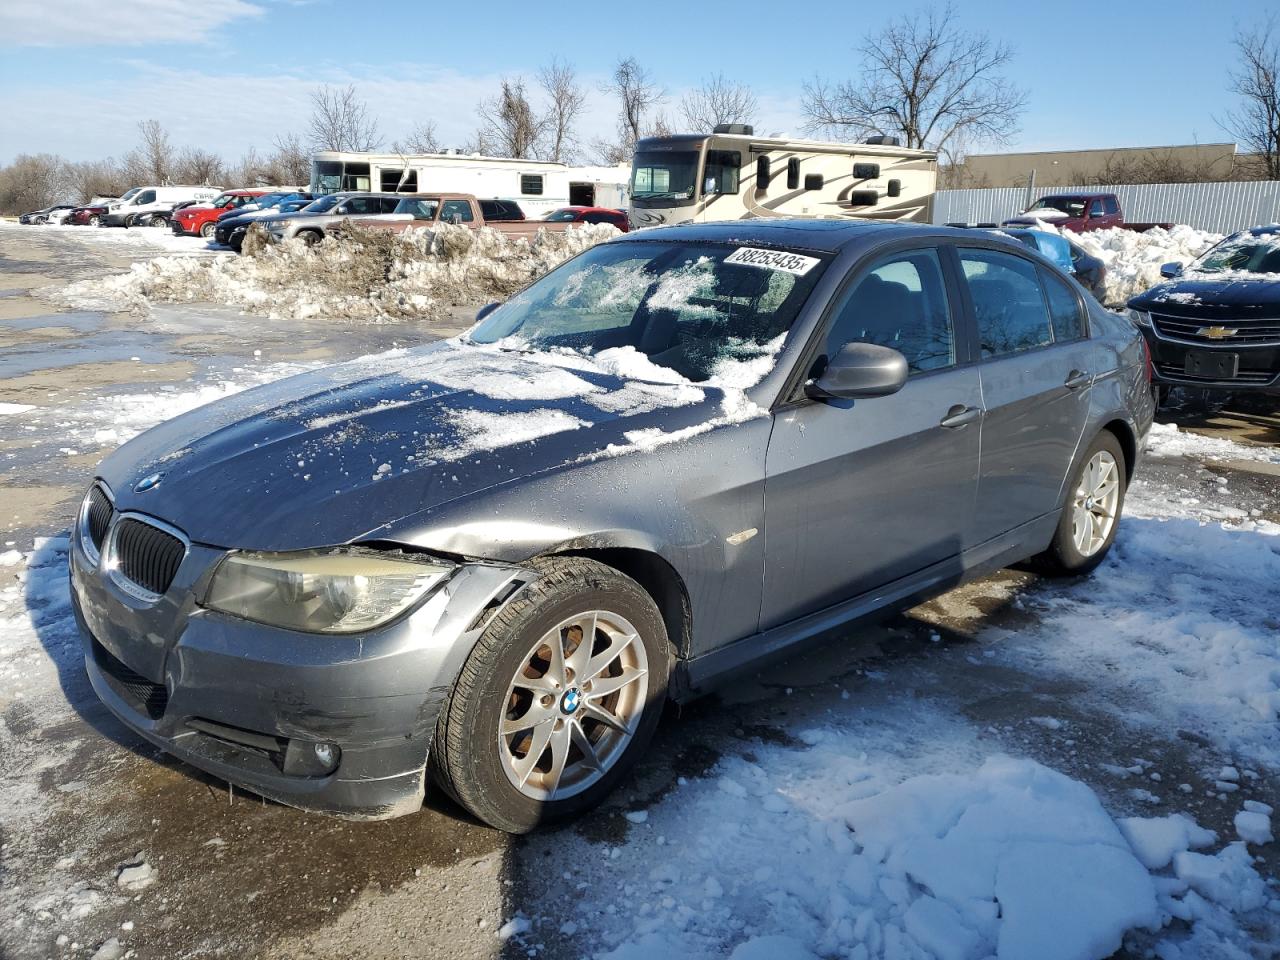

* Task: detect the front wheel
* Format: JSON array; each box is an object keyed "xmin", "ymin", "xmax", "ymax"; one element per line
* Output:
[
  {"xmin": 88, "ymin": 214, "xmax": 100, "ymax": 227},
  {"xmin": 430, "ymin": 556, "xmax": 670, "ymax": 833},
  {"xmin": 200, "ymin": 221, "xmax": 216, "ymax": 239},
  {"xmin": 1035, "ymin": 431, "xmax": 1127, "ymax": 576},
  {"xmin": 150, "ymin": 215, "xmax": 168, "ymax": 230}
]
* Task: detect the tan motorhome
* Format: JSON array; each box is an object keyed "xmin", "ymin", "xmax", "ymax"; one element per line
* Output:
[{"xmin": 628, "ymin": 125, "xmax": 936, "ymax": 229}]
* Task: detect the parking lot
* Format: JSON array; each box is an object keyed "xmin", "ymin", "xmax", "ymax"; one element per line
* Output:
[{"xmin": 2, "ymin": 223, "xmax": 1279, "ymax": 959}]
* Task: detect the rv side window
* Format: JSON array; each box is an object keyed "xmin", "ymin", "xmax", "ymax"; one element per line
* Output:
[
  {"xmin": 521, "ymin": 175, "xmax": 544, "ymax": 195},
  {"xmin": 804, "ymin": 173, "xmax": 824, "ymax": 191},
  {"xmin": 787, "ymin": 158, "xmax": 800, "ymax": 190},
  {"xmin": 854, "ymin": 162, "xmax": 880, "ymax": 179},
  {"xmin": 703, "ymin": 150, "xmax": 740, "ymax": 195},
  {"xmin": 380, "ymin": 168, "xmax": 418, "ymax": 192},
  {"xmin": 341, "ymin": 163, "xmax": 371, "ymax": 192},
  {"xmin": 756, "ymin": 156, "xmax": 770, "ymax": 190}
]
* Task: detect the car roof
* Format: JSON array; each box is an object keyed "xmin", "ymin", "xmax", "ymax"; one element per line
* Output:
[
  {"xmin": 622, "ymin": 218, "xmax": 957, "ymax": 254},
  {"xmin": 1246, "ymin": 223, "xmax": 1280, "ymax": 237}
]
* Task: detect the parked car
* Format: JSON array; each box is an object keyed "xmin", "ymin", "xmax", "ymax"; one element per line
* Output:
[
  {"xmin": 1127, "ymin": 223, "xmax": 1280, "ymax": 399},
  {"xmin": 261, "ymin": 192, "xmax": 404, "ymax": 244},
  {"xmin": 68, "ymin": 194, "xmax": 129, "ymax": 226},
  {"xmin": 213, "ymin": 194, "xmax": 312, "ymax": 249},
  {"xmin": 995, "ymin": 228, "xmax": 1107, "ymax": 302},
  {"xmin": 1002, "ymin": 193, "xmax": 1173, "ymax": 234},
  {"xmin": 72, "ymin": 219, "xmax": 1153, "ymax": 831},
  {"xmin": 353, "ymin": 194, "xmax": 576, "ymax": 241},
  {"xmin": 19, "ymin": 203, "xmax": 78, "ymax": 225},
  {"xmin": 219, "ymin": 199, "xmax": 312, "ymax": 252},
  {"xmin": 102, "ymin": 186, "xmax": 223, "ymax": 228},
  {"xmin": 543, "ymin": 206, "xmax": 630, "ymax": 231},
  {"xmin": 171, "ymin": 189, "xmax": 275, "ymax": 238}
]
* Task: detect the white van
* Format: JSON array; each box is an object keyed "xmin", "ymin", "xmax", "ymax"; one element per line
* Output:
[{"xmin": 102, "ymin": 185, "xmax": 224, "ymax": 228}]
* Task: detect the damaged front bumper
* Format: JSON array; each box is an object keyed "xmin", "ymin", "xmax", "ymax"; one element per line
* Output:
[{"xmin": 70, "ymin": 525, "xmax": 535, "ymax": 820}]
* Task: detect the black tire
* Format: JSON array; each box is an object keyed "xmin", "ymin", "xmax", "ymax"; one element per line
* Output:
[
  {"xmin": 1035, "ymin": 431, "xmax": 1127, "ymax": 577},
  {"xmin": 430, "ymin": 556, "xmax": 671, "ymax": 833},
  {"xmin": 200, "ymin": 221, "xmax": 216, "ymax": 239},
  {"xmin": 151, "ymin": 215, "xmax": 168, "ymax": 230},
  {"xmin": 88, "ymin": 214, "xmax": 100, "ymax": 227},
  {"xmin": 298, "ymin": 229, "xmax": 322, "ymax": 246}
]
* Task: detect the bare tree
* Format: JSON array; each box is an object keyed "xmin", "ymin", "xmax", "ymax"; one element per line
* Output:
[
  {"xmin": 0, "ymin": 153, "xmax": 71, "ymax": 213},
  {"xmin": 393, "ymin": 120, "xmax": 443, "ymax": 154},
  {"xmin": 602, "ymin": 57, "xmax": 665, "ymax": 160},
  {"xmin": 539, "ymin": 59, "xmax": 586, "ymax": 162},
  {"xmin": 307, "ymin": 84, "xmax": 381, "ymax": 152},
  {"xmin": 269, "ymin": 132, "xmax": 312, "ymax": 186},
  {"xmin": 174, "ymin": 147, "xmax": 225, "ymax": 185},
  {"xmin": 679, "ymin": 73, "xmax": 758, "ymax": 132},
  {"xmin": 66, "ymin": 158, "xmax": 129, "ymax": 201},
  {"xmin": 802, "ymin": 4, "xmax": 1026, "ymax": 153},
  {"xmin": 131, "ymin": 119, "xmax": 174, "ymax": 182},
  {"xmin": 1224, "ymin": 17, "xmax": 1280, "ymax": 179},
  {"xmin": 477, "ymin": 78, "xmax": 548, "ymax": 159}
]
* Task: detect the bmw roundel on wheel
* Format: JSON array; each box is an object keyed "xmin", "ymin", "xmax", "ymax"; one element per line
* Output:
[{"xmin": 72, "ymin": 220, "xmax": 1154, "ymax": 831}]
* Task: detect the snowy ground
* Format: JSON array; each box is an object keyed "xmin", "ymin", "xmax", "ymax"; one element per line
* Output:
[{"xmin": 2, "ymin": 221, "xmax": 1279, "ymax": 960}]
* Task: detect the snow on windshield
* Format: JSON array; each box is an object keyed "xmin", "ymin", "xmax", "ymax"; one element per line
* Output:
[{"xmin": 1187, "ymin": 233, "xmax": 1280, "ymax": 278}]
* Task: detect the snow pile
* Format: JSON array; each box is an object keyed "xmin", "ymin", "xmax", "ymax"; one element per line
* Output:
[
  {"xmin": 1050, "ymin": 224, "xmax": 1221, "ymax": 305},
  {"xmin": 1022, "ymin": 220, "xmax": 1221, "ymax": 305},
  {"xmin": 55, "ymin": 222, "xmax": 618, "ymax": 322},
  {"xmin": 1145, "ymin": 421, "xmax": 1280, "ymax": 464}
]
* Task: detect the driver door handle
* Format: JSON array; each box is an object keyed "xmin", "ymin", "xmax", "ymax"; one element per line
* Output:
[
  {"xmin": 1065, "ymin": 369, "xmax": 1092, "ymax": 390},
  {"xmin": 940, "ymin": 404, "xmax": 981, "ymax": 429}
]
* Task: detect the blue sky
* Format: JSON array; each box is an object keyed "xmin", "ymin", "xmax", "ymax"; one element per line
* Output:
[{"xmin": 0, "ymin": 0, "xmax": 1273, "ymax": 165}]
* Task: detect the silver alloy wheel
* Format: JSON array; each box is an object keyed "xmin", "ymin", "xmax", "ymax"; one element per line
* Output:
[
  {"xmin": 499, "ymin": 609, "xmax": 649, "ymax": 801},
  {"xmin": 1071, "ymin": 450, "xmax": 1120, "ymax": 557}
]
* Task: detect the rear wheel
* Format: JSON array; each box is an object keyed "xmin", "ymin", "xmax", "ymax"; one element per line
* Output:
[
  {"xmin": 88, "ymin": 214, "xmax": 100, "ymax": 227},
  {"xmin": 430, "ymin": 556, "xmax": 670, "ymax": 833},
  {"xmin": 1035, "ymin": 431, "xmax": 1126, "ymax": 576},
  {"xmin": 200, "ymin": 221, "xmax": 216, "ymax": 239},
  {"xmin": 150, "ymin": 215, "xmax": 169, "ymax": 229}
]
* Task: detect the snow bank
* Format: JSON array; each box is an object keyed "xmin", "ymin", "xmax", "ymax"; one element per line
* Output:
[
  {"xmin": 1145, "ymin": 421, "xmax": 1280, "ymax": 465},
  {"xmin": 56, "ymin": 222, "xmax": 618, "ymax": 323},
  {"xmin": 1030, "ymin": 223, "xmax": 1222, "ymax": 305}
]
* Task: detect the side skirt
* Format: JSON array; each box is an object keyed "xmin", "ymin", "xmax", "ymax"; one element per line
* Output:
[{"xmin": 671, "ymin": 511, "xmax": 1059, "ymax": 701}]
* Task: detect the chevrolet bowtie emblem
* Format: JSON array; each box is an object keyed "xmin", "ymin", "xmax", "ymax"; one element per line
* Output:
[{"xmin": 1197, "ymin": 326, "xmax": 1239, "ymax": 339}]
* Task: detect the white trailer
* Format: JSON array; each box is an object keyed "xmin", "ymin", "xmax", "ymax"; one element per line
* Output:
[
  {"xmin": 309, "ymin": 152, "xmax": 628, "ymax": 219},
  {"xmin": 627, "ymin": 126, "xmax": 937, "ymax": 229}
]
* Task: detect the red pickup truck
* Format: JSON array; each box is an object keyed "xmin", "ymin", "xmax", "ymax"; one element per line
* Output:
[
  {"xmin": 351, "ymin": 194, "xmax": 578, "ymax": 239},
  {"xmin": 1002, "ymin": 192, "xmax": 1173, "ymax": 233}
]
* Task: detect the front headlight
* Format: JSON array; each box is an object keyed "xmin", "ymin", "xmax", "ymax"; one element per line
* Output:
[
  {"xmin": 1127, "ymin": 309, "xmax": 1152, "ymax": 328},
  {"xmin": 204, "ymin": 548, "xmax": 452, "ymax": 634}
]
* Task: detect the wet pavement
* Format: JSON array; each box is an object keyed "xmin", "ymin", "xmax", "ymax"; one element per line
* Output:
[{"xmin": 1, "ymin": 224, "xmax": 1277, "ymax": 959}]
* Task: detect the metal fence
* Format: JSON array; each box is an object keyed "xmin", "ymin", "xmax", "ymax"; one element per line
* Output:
[{"xmin": 931, "ymin": 180, "xmax": 1280, "ymax": 234}]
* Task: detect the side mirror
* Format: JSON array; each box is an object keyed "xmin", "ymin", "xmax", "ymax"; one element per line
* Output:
[
  {"xmin": 805, "ymin": 342, "xmax": 908, "ymax": 401},
  {"xmin": 475, "ymin": 302, "xmax": 501, "ymax": 323},
  {"xmin": 1159, "ymin": 261, "xmax": 1183, "ymax": 279}
]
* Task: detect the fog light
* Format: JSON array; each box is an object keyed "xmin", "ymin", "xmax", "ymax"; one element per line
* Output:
[{"xmin": 314, "ymin": 742, "xmax": 340, "ymax": 768}]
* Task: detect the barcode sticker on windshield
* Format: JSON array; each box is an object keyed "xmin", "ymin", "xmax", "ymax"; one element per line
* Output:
[{"xmin": 724, "ymin": 247, "xmax": 820, "ymax": 275}]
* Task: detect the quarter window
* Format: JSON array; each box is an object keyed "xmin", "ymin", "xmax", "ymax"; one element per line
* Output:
[
  {"xmin": 520, "ymin": 174, "xmax": 544, "ymax": 195},
  {"xmin": 1041, "ymin": 269, "xmax": 1086, "ymax": 342},
  {"xmin": 960, "ymin": 249, "xmax": 1053, "ymax": 358},
  {"xmin": 826, "ymin": 248, "xmax": 955, "ymax": 374}
]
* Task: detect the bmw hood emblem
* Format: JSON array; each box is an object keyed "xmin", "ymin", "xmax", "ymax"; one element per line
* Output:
[{"xmin": 133, "ymin": 472, "xmax": 165, "ymax": 493}]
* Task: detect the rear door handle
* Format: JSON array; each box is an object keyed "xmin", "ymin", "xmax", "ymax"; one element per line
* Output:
[
  {"xmin": 1065, "ymin": 370, "xmax": 1091, "ymax": 390},
  {"xmin": 940, "ymin": 404, "xmax": 981, "ymax": 428}
]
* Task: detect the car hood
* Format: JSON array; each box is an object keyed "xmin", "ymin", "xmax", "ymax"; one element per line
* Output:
[
  {"xmin": 1129, "ymin": 276, "xmax": 1280, "ymax": 315},
  {"xmin": 97, "ymin": 342, "xmax": 732, "ymax": 551}
]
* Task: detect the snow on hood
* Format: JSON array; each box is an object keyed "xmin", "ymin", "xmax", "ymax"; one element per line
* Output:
[
  {"xmin": 1015, "ymin": 208, "xmax": 1071, "ymax": 221},
  {"xmin": 97, "ymin": 340, "xmax": 770, "ymax": 550}
]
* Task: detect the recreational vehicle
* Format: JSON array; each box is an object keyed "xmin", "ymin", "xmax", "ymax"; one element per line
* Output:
[
  {"xmin": 309, "ymin": 152, "xmax": 628, "ymax": 219},
  {"xmin": 627, "ymin": 125, "xmax": 936, "ymax": 229}
]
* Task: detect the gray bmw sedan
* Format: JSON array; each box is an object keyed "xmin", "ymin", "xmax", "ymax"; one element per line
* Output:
[{"xmin": 71, "ymin": 220, "xmax": 1155, "ymax": 832}]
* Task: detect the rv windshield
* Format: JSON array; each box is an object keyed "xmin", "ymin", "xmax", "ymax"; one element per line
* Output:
[{"xmin": 631, "ymin": 150, "xmax": 699, "ymax": 202}]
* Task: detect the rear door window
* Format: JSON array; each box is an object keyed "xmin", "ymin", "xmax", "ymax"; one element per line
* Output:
[
  {"xmin": 959, "ymin": 249, "xmax": 1053, "ymax": 357},
  {"xmin": 825, "ymin": 248, "xmax": 955, "ymax": 374},
  {"xmin": 1040, "ymin": 268, "xmax": 1086, "ymax": 342}
]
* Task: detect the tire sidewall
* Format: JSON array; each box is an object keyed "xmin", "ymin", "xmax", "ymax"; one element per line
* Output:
[
  {"xmin": 1052, "ymin": 431, "xmax": 1127, "ymax": 573},
  {"xmin": 200, "ymin": 221, "xmax": 215, "ymax": 238},
  {"xmin": 447, "ymin": 573, "xmax": 669, "ymax": 833}
]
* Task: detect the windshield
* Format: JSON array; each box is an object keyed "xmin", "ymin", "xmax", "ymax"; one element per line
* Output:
[
  {"xmin": 118, "ymin": 188, "xmax": 141, "ymax": 202},
  {"xmin": 630, "ymin": 150, "xmax": 699, "ymax": 201},
  {"xmin": 301, "ymin": 195, "xmax": 341, "ymax": 214},
  {"xmin": 1192, "ymin": 234, "xmax": 1280, "ymax": 275},
  {"xmin": 392, "ymin": 198, "xmax": 439, "ymax": 219},
  {"xmin": 468, "ymin": 240, "xmax": 828, "ymax": 383},
  {"xmin": 1027, "ymin": 197, "xmax": 1085, "ymax": 217},
  {"xmin": 544, "ymin": 209, "xmax": 580, "ymax": 222}
]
